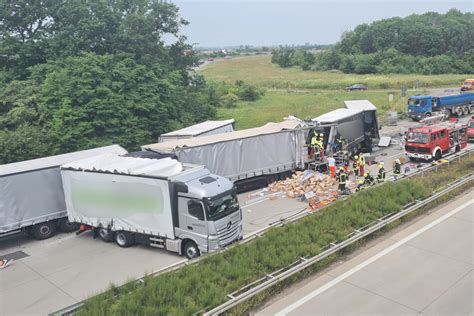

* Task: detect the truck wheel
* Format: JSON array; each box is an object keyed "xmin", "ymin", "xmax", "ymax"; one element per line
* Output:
[
  {"xmin": 59, "ymin": 218, "xmax": 79, "ymax": 232},
  {"xmin": 32, "ymin": 222, "xmax": 57, "ymax": 240},
  {"xmin": 98, "ymin": 228, "xmax": 113, "ymax": 242},
  {"xmin": 463, "ymin": 107, "xmax": 469, "ymax": 116},
  {"xmin": 183, "ymin": 241, "xmax": 200, "ymax": 259},
  {"xmin": 455, "ymin": 145, "xmax": 461, "ymax": 152},
  {"xmin": 424, "ymin": 112, "xmax": 431, "ymax": 119},
  {"xmin": 434, "ymin": 150, "xmax": 442, "ymax": 161},
  {"xmin": 114, "ymin": 231, "xmax": 134, "ymax": 248}
]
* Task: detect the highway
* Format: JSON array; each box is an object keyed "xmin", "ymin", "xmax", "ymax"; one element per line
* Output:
[
  {"xmin": 257, "ymin": 192, "xmax": 473, "ymax": 316},
  {"xmin": 0, "ymin": 116, "xmax": 471, "ymax": 315}
]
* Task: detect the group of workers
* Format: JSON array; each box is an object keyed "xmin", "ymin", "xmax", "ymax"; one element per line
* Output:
[
  {"xmin": 336, "ymin": 154, "xmax": 403, "ymax": 194},
  {"xmin": 309, "ymin": 131, "xmax": 403, "ymax": 195},
  {"xmin": 310, "ymin": 132, "xmax": 325, "ymax": 160}
]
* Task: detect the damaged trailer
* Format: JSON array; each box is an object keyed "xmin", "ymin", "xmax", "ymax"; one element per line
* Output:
[
  {"xmin": 311, "ymin": 100, "xmax": 380, "ymax": 155},
  {"xmin": 142, "ymin": 120, "xmax": 307, "ymax": 192},
  {"xmin": 0, "ymin": 145, "xmax": 127, "ymax": 240}
]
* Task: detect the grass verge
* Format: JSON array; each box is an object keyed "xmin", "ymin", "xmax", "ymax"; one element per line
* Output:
[{"xmin": 79, "ymin": 156, "xmax": 473, "ymax": 316}]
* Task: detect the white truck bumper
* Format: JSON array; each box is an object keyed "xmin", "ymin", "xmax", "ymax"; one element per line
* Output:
[{"xmin": 407, "ymin": 152, "xmax": 432, "ymax": 160}]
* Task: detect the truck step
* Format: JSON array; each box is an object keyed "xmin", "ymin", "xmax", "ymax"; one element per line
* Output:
[
  {"xmin": 150, "ymin": 237, "xmax": 164, "ymax": 243},
  {"xmin": 149, "ymin": 236, "xmax": 165, "ymax": 248},
  {"xmin": 149, "ymin": 242, "xmax": 165, "ymax": 248}
]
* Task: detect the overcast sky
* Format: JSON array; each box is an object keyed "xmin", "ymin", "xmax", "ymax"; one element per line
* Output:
[{"xmin": 173, "ymin": 0, "xmax": 473, "ymax": 47}]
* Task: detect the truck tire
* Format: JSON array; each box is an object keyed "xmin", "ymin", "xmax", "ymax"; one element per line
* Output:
[
  {"xmin": 183, "ymin": 241, "xmax": 200, "ymax": 259},
  {"xmin": 463, "ymin": 107, "xmax": 469, "ymax": 116},
  {"xmin": 434, "ymin": 150, "xmax": 442, "ymax": 161},
  {"xmin": 32, "ymin": 222, "xmax": 57, "ymax": 240},
  {"xmin": 58, "ymin": 218, "xmax": 79, "ymax": 232},
  {"xmin": 114, "ymin": 231, "xmax": 134, "ymax": 248},
  {"xmin": 98, "ymin": 228, "xmax": 113, "ymax": 242},
  {"xmin": 424, "ymin": 112, "xmax": 431, "ymax": 119}
]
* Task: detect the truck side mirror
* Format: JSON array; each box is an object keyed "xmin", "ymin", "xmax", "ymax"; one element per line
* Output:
[{"xmin": 174, "ymin": 181, "xmax": 188, "ymax": 194}]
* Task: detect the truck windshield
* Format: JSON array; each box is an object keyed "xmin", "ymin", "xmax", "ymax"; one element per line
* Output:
[
  {"xmin": 206, "ymin": 192, "xmax": 239, "ymax": 221},
  {"xmin": 407, "ymin": 132, "xmax": 429, "ymax": 144},
  {"xmin": 408, "ymin": 98, "xmax": 426, "ymax": 106}
]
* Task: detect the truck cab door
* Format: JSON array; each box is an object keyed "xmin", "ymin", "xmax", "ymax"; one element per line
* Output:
[{"xmin": 179, "ymin": 198, "xmax": 208, "ymax": 242}]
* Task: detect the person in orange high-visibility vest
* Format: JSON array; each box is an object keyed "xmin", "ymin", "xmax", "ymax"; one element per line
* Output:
[
  {"xmin": 358, "ymin": 154, "xmax": 365, "ymax": 176},
  {"xmin": 327, "ymin": 156, "xmax": 336, "ymax": 177}
]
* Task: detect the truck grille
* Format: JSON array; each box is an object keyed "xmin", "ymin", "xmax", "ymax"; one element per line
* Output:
[
  {"xmin": 217, "ymin": 220, "xmax": 240, "ymax": 246},
  {"xmin": 405, "ymin": 146, "xmax": 431, "ymax": 153}
]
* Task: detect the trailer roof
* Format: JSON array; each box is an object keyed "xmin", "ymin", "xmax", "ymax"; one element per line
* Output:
[
  {"xmin": 161, "ymin": 119, "xmax": 235, "ymax": 137},
  {"xmin": 344, "ymin": 100, "xmax": 377, "ymax": 111},
  {"xmin": 143, "ymin": 119, "xmax": 303, "ymax": 152},
  {"xmin": 62, "ymin": 155, "xmax": 184, "ymax": 178},
  {"xmin": 312, "ymin": 108, "xmax": 363, "ymax": 123},
  {"xmin": 0, "ymin": 145, "xmax": 127, "ymax": 176}
]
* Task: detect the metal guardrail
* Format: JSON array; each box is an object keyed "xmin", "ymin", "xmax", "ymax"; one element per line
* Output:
[
  {"xmin": 51, "ymin": 148, "xmax": 473, "ymax": 315},
  {"xmin": 203, "ymin": 173, "xmax": 473, "ymax": 315}
]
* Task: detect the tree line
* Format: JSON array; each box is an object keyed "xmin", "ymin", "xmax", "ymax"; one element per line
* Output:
[
  {"xmin": 0, "ymin": 0, "xmax": 261, "ymax": 164},
  {"xmin": 272, "ymin": 9, "xmax": 474, "ymax": 74}
]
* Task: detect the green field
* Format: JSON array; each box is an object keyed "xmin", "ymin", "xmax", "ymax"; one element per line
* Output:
[
  {"xmin": 201, "ymin": 55, "xmax": 470, "ymax": 90},
  {"xmin": 201, "ymin": 55, "xmax": 472, "ymax": 129},
  {"xmin": 217, "ymin": 90, "xmax": 404, "ymax": 130}
]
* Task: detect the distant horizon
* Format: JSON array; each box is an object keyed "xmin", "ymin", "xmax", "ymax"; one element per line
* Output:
[
  {"xmin": 195, "ymin": 43, "xmax": 333, "ymax": 50},
  {"xmin": 173, "ymin": 0, "xmax": 472, "ymax": 47}
]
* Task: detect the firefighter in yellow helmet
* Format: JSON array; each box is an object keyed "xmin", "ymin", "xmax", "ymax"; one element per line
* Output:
[
  {"xmin": 377, "ymin": 162, "xmax": 386, "ymax": 183},
  {"xmin": 310, "ymin": 132, "xmax": 320, "ymax": 160},
  {"xmin": 393, "ymin": 158, "xmax": 402, "ymax": 180},
  {"xmin": 337, "ymin": 166, "xmax": 347, "ymax": 192}
]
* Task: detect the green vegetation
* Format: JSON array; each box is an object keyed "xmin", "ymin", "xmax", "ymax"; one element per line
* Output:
[
  {"xmin": 79, "ymin": 156, "xmax": 474, "ymax": 316},
  {"xmin": 272, "ymin": 10, "xmax": 474, "ymax": 74},
  {"xmin": 202, "ymin": 55, "xmax": 470, "ymax": 129},
  {"xmin": 202, "ymin": 55, "xmax": 471, "ymax": 90},
  {"xmin": 0, "ymin": 1, "xmax": 219, "ymax": 164},
  {"xmin": 217, "ymin": 90, "xmax": 406, "ymax": 129}
]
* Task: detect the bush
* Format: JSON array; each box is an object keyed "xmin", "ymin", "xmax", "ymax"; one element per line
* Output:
[{"xmin": 220, "ymin": 93, "xmax": 239, "ymax": 108}]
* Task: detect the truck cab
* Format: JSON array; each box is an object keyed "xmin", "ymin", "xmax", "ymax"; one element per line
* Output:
[
  {"xmin": 173, "ymin": 167, "xmax": 242, "ymax": 257},
  {"xmin": 461, "ymin": 79, "xmax": 474, "ymax": 91},
  {"xmin": 405, "ymin": 125, "xmax": 467, "ymax": 161},
  {"xmin": 407, "ymin": 96, "xmax": 433, "ymax": 120}
]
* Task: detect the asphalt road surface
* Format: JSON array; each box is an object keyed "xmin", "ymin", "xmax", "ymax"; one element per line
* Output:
[{"xmin": 258, "ymin": 192, "xmax": 473, "ymax": 316}]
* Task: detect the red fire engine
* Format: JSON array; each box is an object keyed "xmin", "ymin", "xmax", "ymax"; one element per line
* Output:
[
  {"xmin": 467, "ymin": 116, "xmax": 474, "ymax": 142},
  {"xmin": 405, "ymin": 124, "xmax": 468, "ymax": 161}
]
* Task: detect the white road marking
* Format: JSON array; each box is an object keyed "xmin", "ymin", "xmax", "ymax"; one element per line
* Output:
[{"xmin": 276, "ymin": 199, "xmax": 473, "ymax": 315}]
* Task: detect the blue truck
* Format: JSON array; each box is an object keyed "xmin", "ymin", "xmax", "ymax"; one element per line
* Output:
[{"xmin": 407, "ymin": 93, "xmax": 474, "ymax": 121}]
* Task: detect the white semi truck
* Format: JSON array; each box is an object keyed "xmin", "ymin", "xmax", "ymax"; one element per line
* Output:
[
  {"xmin": 0, "ymin": 145, "xmax": 127, "ymax": 240},
  {"xmin": 61, "ymin": 154, "xmax": 242, "ymax": 258}
]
